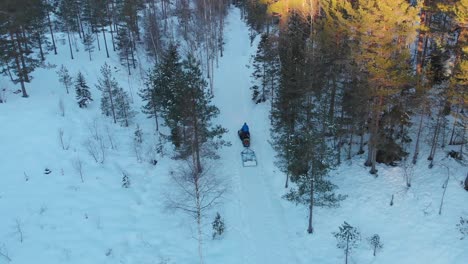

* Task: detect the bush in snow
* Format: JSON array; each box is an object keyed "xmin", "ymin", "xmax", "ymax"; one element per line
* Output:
[
  {"xmin": 457, "ymin": 217, "xmax": 468, "ymax": 240},
  {"xmin": 122, "ymin": 172, "xmax": 130, "ymax": 188},
  {"xmin": 333, "ymin": 222, "xmax": 361, "ymax": 264},
  {"xmin": 367, "ymin": 234, "xmax": 383, "ymax": 256},
  {"xmin": 212, "ymin": 212, "xmax": 225, "ymax": 239}
]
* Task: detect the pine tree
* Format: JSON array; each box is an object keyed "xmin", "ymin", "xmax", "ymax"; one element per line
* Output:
[
  {"xmin": 116, "ymin": 25, "xmax": 136, "ymax": 75},
  {"xmin": 179, "ymin": 53, "xmax": 228, "ymax": 170},
  {"xmin": 343, "ymin": 0, "xmax": 420, "ymax": 174},
  {"xmin": 333, "ymin": 222, "xmax": 361, "ymax": 264},
  {"xmin": 114, "ymin": 87, "xmax": 135, "ymax": 127},
  {"xmin": 250, "ymin": 33, "xmax": 280, "ymax": 104},
  {"xmin": 75, "ymin": 72, "xmax": 92, "ymax": 108},
  {"xmin": 96, "ymin": 63, "xmax": 118, "ymax": 123},
  {"xmin": 57, "ymin": 65, "xmax": 73, "ymax": 94},
  {"xmin": 367, "ymin": 234, "xmax": 383, "ymax": 256},
  {"xmin": 83, "ymin": 29, "xmax": 95, "ymax": 61},
  {"xmin": 0, "ymin": 0, "xmax": 47, "ymax": 97}
]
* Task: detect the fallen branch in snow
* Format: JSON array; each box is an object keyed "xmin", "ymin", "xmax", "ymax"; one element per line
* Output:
[
  {"xmin": 58, "ymin": 128, "xmax": 70, "ymax": 150},
  {"xmin": 72, "ymin": 157, "xmax": 84, "ymax": 183},
  {"xmin": 15, "ymin": 219, "xmax": 23, "ymax": 243},
  {"xmin": 0, "ymin": 244, "xmax": 11, "ymax": 262}
]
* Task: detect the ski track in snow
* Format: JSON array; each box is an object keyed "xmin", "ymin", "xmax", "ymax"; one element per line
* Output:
[{"xmin": 213, "ymin": 8, "xmax": 299, "ymax": 264}]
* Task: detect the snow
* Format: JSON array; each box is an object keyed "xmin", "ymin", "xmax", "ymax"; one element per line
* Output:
[{"xmin": 0, "ymin": 6, "xmax": 467, "ymax": 264}]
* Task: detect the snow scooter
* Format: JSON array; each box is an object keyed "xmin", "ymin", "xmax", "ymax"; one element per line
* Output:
[{"xmin": 238, "ymin": 130, "xmax": 257, "ymax": 167}]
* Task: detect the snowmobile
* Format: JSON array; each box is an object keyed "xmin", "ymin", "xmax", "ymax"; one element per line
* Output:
[{"xmin": 238, "ymin": 130, "xmax": 257, "ymax": 167}]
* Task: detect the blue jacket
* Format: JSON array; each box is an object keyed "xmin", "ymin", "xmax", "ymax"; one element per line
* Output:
[{"xmin": 241, "ymin": 123, "xmax": 249, "ymax": 133}]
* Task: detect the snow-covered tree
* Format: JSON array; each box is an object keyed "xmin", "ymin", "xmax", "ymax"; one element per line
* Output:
[
  {"xmin": 75, "ymin": 72, "xmax": 92, "ymax": 108},
  {"xmin": 333, "ymin": 222, "xmax": 361, "ymax": 264}
]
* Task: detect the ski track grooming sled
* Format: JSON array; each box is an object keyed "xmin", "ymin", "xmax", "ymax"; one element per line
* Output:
[
  {"xmin": 241, "ymin": 148, "xmax": 257, "ymax": 167},
  {"xmin": 238, "ymin": 129, "xmax": 257, "ymax": 167}
]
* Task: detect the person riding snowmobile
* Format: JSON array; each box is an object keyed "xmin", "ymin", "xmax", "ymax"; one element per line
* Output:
[{"xmin": 238, "ymin": 122, "xmax": 250, "ymax": 147}]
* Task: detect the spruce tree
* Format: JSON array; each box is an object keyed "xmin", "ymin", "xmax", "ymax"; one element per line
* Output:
[
  {"xmin": 144, "ymin": 43, "xmax": 185, "ymax": 146},
  {"xmin": 75, "ymin": 72, "xmax": 92, "ymax": 108}
]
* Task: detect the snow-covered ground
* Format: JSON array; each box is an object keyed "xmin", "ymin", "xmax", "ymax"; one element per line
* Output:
[{"xmin": 0, "ymin": 6, "xmax": 467, "ymax": 264}]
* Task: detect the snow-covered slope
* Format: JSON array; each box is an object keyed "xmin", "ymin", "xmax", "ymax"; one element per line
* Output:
[{"xmin": 0, "ymin": 6, "xmax": 467, "ymax": 264}]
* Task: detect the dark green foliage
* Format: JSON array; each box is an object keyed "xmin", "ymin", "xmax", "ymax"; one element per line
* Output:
[
  {"xmin": 250, "ymin": 33, "xmax": 280, "ymax": 104},
  {"xmin": 56, "ymin": 0, "xmax": 81, "ymax": 32},
  {"xmin": 0, "ymin": 0, "xmax": 47, "ymax": 97},
  {"xmin": 367, "ymin": 234, "xmax": 383, "ymax": 256},
  {"xmin": 178, "ymin": 54, "xmax": 229, "ymax": 160},
  {"xmin": 212, "ymin": 212, "xmax": 225, "ymax": 239},
  {"xmin": 75, "ymin": 72, "xmax": 92, "ymax": 108},
  {"xmin": 118, "ymin": 0, "xmax": 145, "ymax": 39},
  {"xmin": 333, "ymin": 222, "xmax": 361, "ymax": 264},
  {"xmin": 144, "ymin": 43, "xmax": 185, "ymax": 144},
  {"xmin": 144, "ymin": 45, "xmax": 228, "ymax": 162}
]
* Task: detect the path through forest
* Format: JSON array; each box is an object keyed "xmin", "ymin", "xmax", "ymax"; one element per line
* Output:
[{"xmin": 212, "ymin": 7, "xmax": 299, "ymax": 264}]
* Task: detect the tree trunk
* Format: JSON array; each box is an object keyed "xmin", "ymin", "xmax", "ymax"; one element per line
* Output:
[
  {"xmin": 67, "ymin": 28, "xmax": 74, "ymax": 60},
  {"xmin": 102, "ymin": 26, "xmax": 110, "ymax": 58},
  {"xmin": 412, "ymin": 113, "xmax": 425, "ymax": 164},
  {"xmin": 307, "ymin": 169, "xmax": 314, "ymax": 234},
  {"xmin": 358, "ymin": 131, "xmax": 365, "ymax": 155},
  {"xmin": 464, "ymin": 172, "xmax": 468, "ymax": 191},
  {"xmin": 15, "ymin": 30, "xmax": 30, "ymax": 82},
  {"xmin": 47, "ymin": 11, "xmax": 57, "ymax": 55},
  {"xmin": 9, "ymin": 30, "xmax": 28, "ymax": 97},
  {"xmin": 345, "ymin": 235, "xmax": 349, "ymax": 264},
  {"xmin": 108, "ymin": 87, "xmax": 117, "ymax": 124},
  {"xmin": 37, "ymin": 33, "xmax": 45, "ymax": 61},
  {"xmin": 448, "ymin": 104, "xmax": 459, "ymax": 145},
  {"xmin": 95, "ymin": 30, "xmax": 101, "ymax": 51}
]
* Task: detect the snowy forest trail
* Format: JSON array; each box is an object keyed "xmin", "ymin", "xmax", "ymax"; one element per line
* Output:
[{"xmin": 212, "ymin": 8, "xmax": 298, "ymax": 264}]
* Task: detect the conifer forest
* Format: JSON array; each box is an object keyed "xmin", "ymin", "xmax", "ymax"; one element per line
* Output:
[{"xmin": 0, "ymin": 0, "xmax": 467, "ymax": 263}]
